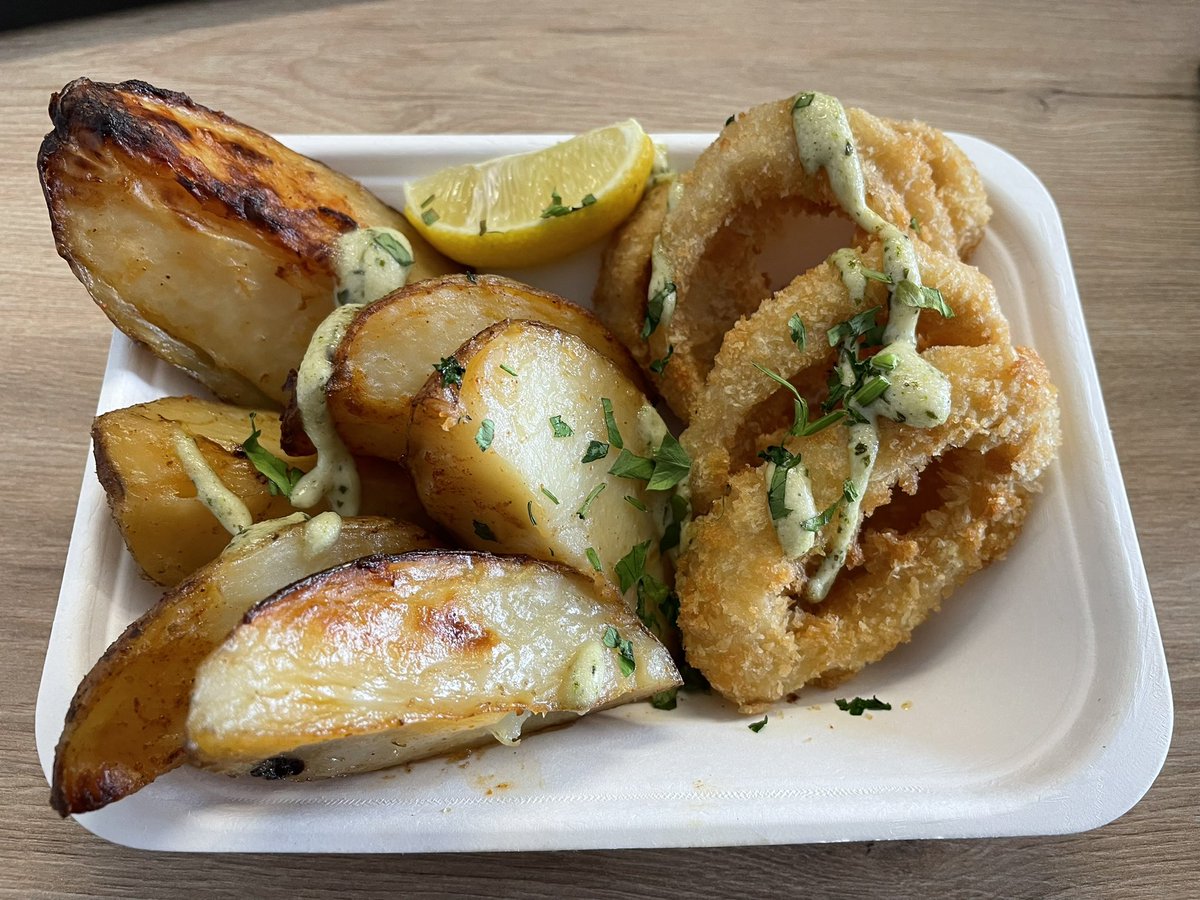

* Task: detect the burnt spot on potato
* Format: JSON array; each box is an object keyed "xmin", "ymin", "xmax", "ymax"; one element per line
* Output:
[{"xmin": 250, "ymin": 756, "xmax": 306, "ymax": 780}]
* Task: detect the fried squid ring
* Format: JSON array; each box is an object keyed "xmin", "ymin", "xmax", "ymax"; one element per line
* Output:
[
  {"xmin": 676, "ymin": 345, "xmax": 1060, "ymax": 712},
  {"xmin": 594, "ymin": 96, "xmax": 991, "ymax": 419},
  {"xmin": 682, "ymin": 240, "xmax": 1012, "ymax": 516}
]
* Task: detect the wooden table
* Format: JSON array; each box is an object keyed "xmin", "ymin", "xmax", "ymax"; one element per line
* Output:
[{"xmin": 3, "ymin": 0, "xmax": 1196, "ymax": 895}]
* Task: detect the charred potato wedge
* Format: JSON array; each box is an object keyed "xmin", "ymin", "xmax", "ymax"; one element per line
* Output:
[
  {"xmin": 39, "ymin": 78, "xmax": 459, "ymax": 407},
  {"xmin": 282, "ymin": 273, "xmax": 644, "ymax": 460},
  {"xmin": 187, "ymin": 551, "xmax": 680, "ymax": 779},
  {"xmin": 52, "ymin": 515, "xmax": 439, "ymax": 816},
  {"xmin": 94, "ymin": 396, "xmax": 437, "ymax": 586},
  {"xmin": 407, "ymin": 320, "xmax": 676, "ymax": 636}
]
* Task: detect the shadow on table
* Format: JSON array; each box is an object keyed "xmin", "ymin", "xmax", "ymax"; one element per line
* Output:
[{"xmin": 1, "ymin": 0, "xmax": 366, "ymax": 44}]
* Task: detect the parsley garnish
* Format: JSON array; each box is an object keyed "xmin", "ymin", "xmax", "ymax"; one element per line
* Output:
[
  {"xmin": 793, "ymin": 92, "xmax": 815, "ymax": 110},
  {"xmin": 609, "ymin": 448, "xmax": 655, "ymax": 481},
  {"xmin": 842, "ymin": 479, "xmax": 859, "ymax": 503},
  {"xmin": 602, "ymin": 626, "xmax": 636, "ymax": 677},
  {"xmin": 475, "ymin": 419, "xmax": 494, "ymax": 452},
  {"xmin": 581, "ymin": 440, "xmax": 609, "ymax": 463},
  {"xmin": 540, "ymin": 485, "xmax": 560, "ymax": 505},
  {"xmin": 421, "ymin": 208, "xmax": 439, "ymax": 226},
  {"xmin": 624, "ymin": 495, "xmax": 647, "ymax": 512},
  {"xmin": 601, "ymin": 398, "xmax": 623, "ymax": 449},
  {"xmin": 851, "ymin": 375, "xmax": 890, "ymax": 408},
  {"xmin": 499, "ymin": 363, "xmax": 518, "ymax": 377},
  {"xmin": 540, "ymin": 189, "xmax": 597, "ymax": 219},
  {"xmin": 799, "ymin": 499, "xmax": 841, "ymax": 532},
  {"xmin": 527, "ymin": 500, "xmax": 537, "ymax": 526},
  {"xmin": 585, "ymin": 547, "xmax": 602, "ymax": 572},
  {"xmin": 835, "ymin": 696, "xmax": 892, "ymax": 716},
  {"xmin": 651, "ymin": 690, "xmax": 678, "ymax": 710},
  {"xmin": 788, "ymin": 314, "xmax": 807, "ymax": 351},
  {"xmin": 420, "ymin": 193, "xmax": 436, "ymax": 208},
  {"xmin": 909, "ymin": 215, "xmax": 922, "ymax": 235},
  {"xmin": 472, "ymin": 520, "xmax": 498, "ymax": 542},
  {"xmin": 893, "ymin": 280, "xmax": 954, "ymax": 318},
  {"xmin": 549, "ymin": 415, "xmax": 574, "ymax": 438},
  {"xmin": 615, "ymin": 540, "xmax": 651, "ymax": 594},
  {"xmin": 860, "ymin": 267, "xmax": 892, "ymax": 285},
  {"xmin": 576, "ymin": 483, "xmax": 606, "ymax": 519},
  {"xmin": 751, "ymin": 363, "xmax": 844, "ymax": 438},
  {"xmin": 758, "ymin": 445, "xmax": 805, "ymax": 520},
  {"xmin": 614, "ymin": 540, "xmax": 672, "ymax": 636},
  {"xmin": 649, "ymin": 344, "xmax": 674, "ymax": 374},
  {"xmin": 646, "ymin": 432, "xmax": 691, "ymax": 491},
  {"xmin": 748, "ymin": 716, "xmax": 768, "ymax": 733},
  {"xmin": 659, "ymin": 493, "xmax": 689, "ymax": 552},
  {"xmin": 242, "ymin": 413, "xmax": 304, "ymax": 498},
  {"xmin": 869, "ymin": 351, "xmax": 899, "ymax": 372},
  {"xmin": 372, "ymin": 232, "xmax": 412, "ymax": 267},
  {"xmin": 642, "ymin": 281, "xmax": 675, "ymax": 339},
  {"xmin": 826, "ymin": 306, "xmax": 883, "ymax": 347},
  {"xmin": 434, "ymin": 356, "xmax": 465, "ymax": 388}
]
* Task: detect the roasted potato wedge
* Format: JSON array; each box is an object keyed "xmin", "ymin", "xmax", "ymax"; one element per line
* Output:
[
  {"xmin": 407, "ymin": 320, "xmax": 678, "ymax": 638},
  {"xmin": 52, "ymin": 515, "xmax": 439, "ymax": 816},
  {"xmin": 94, "ymin": 396, "xmax": 438, "ymax": 586},
  {"xmin": 281, "ymin": 273, "xmax": 644, "ymax": 460},
  {"xmin": 187, "ymin": 551, "xmax": 680, "ymax": 779},
  {"xmin": 39, "ymin": 78, "xmax": 459, "ymax": 407}
]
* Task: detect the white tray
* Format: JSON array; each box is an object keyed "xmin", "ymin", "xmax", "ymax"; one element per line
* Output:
[{"xmin": 36, "ymin": 133, "xmax": 1173, "ymax": 852}]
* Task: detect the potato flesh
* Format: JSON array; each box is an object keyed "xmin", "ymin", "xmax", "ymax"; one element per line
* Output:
[
  {"xmin": 407, "ymin": 321, "xmax": 672, "ymax": 606},
  {"xmin": 315, "ymin": 273, "xmax": 644, "ymax": 462},
  {"xmin": 93, "ymin": 397, "xmax": 436, "ymax": 586},
  {"xmin": 51, "ymin": 516, "xmax": 438, "ymax": 816},
  {"xmin": 187, "ymin": 552, "xmax": 680, "ymax": 778},
  {"xmin": 39, "ymin": 78, "xmax": 459, "ymax": 406}
]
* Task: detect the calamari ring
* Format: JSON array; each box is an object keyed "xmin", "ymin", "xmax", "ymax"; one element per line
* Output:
[
  {"xmin": 593, "ymin": 96, "xmax": 991, "ymax": 419},
  {"xmin": 676, "ymin": 345, "xmax": 1060, "ymax": 712},
  {"xmin": 682, "ymin": 240, "xmax": 1012, "ymax": 515}
]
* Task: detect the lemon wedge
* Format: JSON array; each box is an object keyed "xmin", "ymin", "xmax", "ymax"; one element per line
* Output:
[{"xmin": 402, "ymin": 119, "xmax": 655, "ymax": 268}]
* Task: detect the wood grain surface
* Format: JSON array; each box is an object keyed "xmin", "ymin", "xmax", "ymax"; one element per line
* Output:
[{"xmin": 2, "ymin": 0, "xmax": 1197, "ymax": 896}]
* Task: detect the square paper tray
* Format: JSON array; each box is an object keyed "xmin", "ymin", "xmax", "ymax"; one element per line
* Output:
[{"xmin": 36, "ymin": 133, "xmax": 1173, "ymax": 852}]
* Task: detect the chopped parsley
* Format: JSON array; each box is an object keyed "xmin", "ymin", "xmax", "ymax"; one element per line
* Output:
[
  {"xmin": 585, "ymin": 547, "xmax": 602, "ymax": 572},
  {"xmin": 642, "ymin": 280, "xmax": 675, "ymax": 339},
  {"xmin": 758, "ymin": 445, "xmax": 805, "ymax": 521},
  {"xmin": 793, "ymin": 92, "xmax": 815, "ymax": 110},
  {"xmin": 576, "ymin": 483, "xmax": 606, "ymax": 519},
  {"xmin": 614, "ymin": 540, "xmax": 673, "ymax": 636},
  {"xmin": 826, "ymin": 306, "xmax": 883, "ymax": 347},
  {"xmin": 650, "ymin": 345, "xmax": 675, "ymax": 374},
  {"xmin": 860, "ymin": 267, "xmax": 893, "ymax": 285},
  {"xmin": 646, "ymin": 433, "xmax": 690, "ymax": 491},
  {"xmin": 842, "ymin": 479, "xmax": 859, "ymax": 503},
  {"xmin": 799, "ymin": 499, "xmax": 841, "ymax": 532},
  {"xmin": 748, "ymin": 716, "xmax": 768, "ymax": 733},
  {"xmin": 581, "ymin": 440, "xmax": 610, "ymax": 463},
  {"xmin": 421, "ymin": 208, "xmax": 439, "ymax": 226},
  {"xmin": 893, "ymin": 280, "xmax": 954, "ymax": 318},
  {"xmin": 659, "ymin": 493, "xmax": 689, "ymax": 552},
  {"xmin": 527, "ymin": 500, "xmax": 537, "ymax": 526},
  {"xmin": 475, "ymin": 419, "xmax": 495, "ymax": 452},
  {"xmin": 241, "ymin": 413, "xmax": 303, "ymax": 498},
  {"xmin": 835, "ymin": 696, "xmax": 892, "ymax": 716},
  {"xmin": 472, "ymin": 520, "xmax": 498, "ymax": 542},
  {"xmin": 499, "ymin": 363, "xmax": 518, "ymax": 377},
  {"xmin": 788, "ymin": 313, "xmax": 807, "ymax": 351},
  {"xmin": 909, "ymin": 215, "xmax": 922, "ymax": 235},
  {"xmin": 851, "ymin": 375, "xmax": 890, "ymax": 408},
  {"xmin": 651, "ymin": 690, "xmax": 678, "ymax": 710},
  {"xmin": 601, "ymin": 398, "xmax": 624, "ymax": 449},
  {"xmin": 549, "ymin": 415, "xmax": 574, "ymax": 438},
  {"xmin": 420, "ymin": 193, "xmax": 436, "ymax": 208},
  {"xmin": 540, "ymin": 189, "xmax": 597, "ymax": 219},
  {"xmin": 372, "ymin": 231, "xmax": 412, "ymax": 267},
  {"xmin": 609, "ymin": 448, "xmax": 655, "ymax": 481},
  {"xmin": 433, "ymin": 356, "xmax": 465, "ymax": 388},
  {"xmin": 602, "ymin": 625, "xmax": 636, "ymax": 677},
  {"xmin": 540, "ymin": 485, "xmax": 560, "ymax": 505},
  {"xmin": 751, "ymin": 362, "xmax": 844, "ymax": 438},
  {"xmin": 624, "ymin": 495, "xmax": 647, "ymax": 512},
  {"xmin": 615, "ymin": 540, "xmax": 652, "ymax": 594}
]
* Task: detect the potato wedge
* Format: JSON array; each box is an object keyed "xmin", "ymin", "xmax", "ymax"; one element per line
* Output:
[
  {"xmin": 51, "ymin": 515, "xmax": 439, "ymax": 816},
  {"xmin": 187, "ymin": 551, "xmax": 680, "ymax": 779},
  {"xmin": 39, "ymin": 78, "xmax": 459, "ymax": 407},
  {"xmin": 407, "ymin": 320, "xmax": 679, "ymax": 639},
  {"xmin": 94, "ymin": 396, "xmax": 438, "ymax": 586},
  {"xmin": 281, "ymin": 273, "xmax": 644, "ymax": 460}
]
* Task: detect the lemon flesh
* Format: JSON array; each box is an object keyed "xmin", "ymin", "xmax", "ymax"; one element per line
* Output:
[{"xmin": 403, "ymin": 120, "xmax": 655, "ymax": 269}]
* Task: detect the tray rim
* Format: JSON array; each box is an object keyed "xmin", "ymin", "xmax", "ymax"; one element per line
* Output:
[{"xmin": 35, "ymin": 130, "xmax": 1173, "ymax": 852}]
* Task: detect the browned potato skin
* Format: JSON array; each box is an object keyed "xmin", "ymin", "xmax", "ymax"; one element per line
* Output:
[
  {"xmin": 280, "ymin": 274, "xmax": 645, "ymax": 460},
  {"xmin": 187, "ymin": 551, "xmax": 680, "ymax": 779},
  {"xmin": 93, "ymin": 397, "xmax": 438, "ymax": 586},
  {"xmin": 39, "ymin": 78, "xmax": 460, "ymax": 407},
  {"xmin": 51, "ymin": 516, "xmax": 439, "ymax": 817}
]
